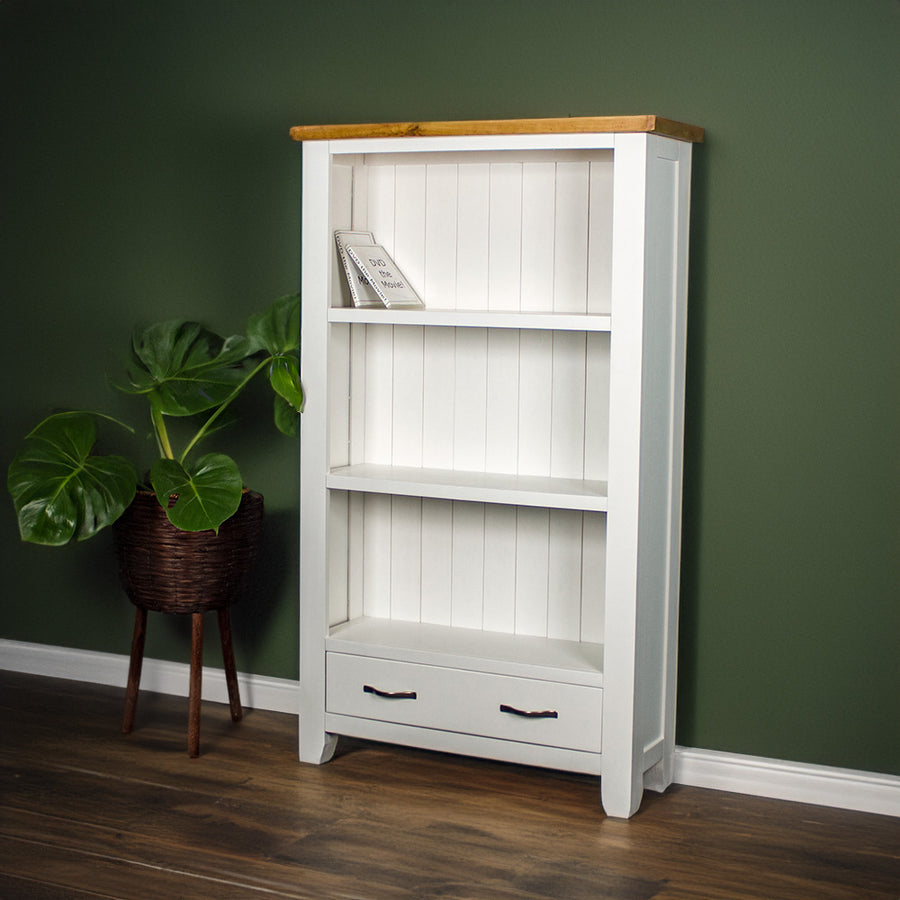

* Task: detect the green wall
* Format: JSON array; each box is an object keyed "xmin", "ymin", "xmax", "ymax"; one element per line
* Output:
[{"xmin": 2, "ymin": 1, "xmax": 897, "ymax": 776}]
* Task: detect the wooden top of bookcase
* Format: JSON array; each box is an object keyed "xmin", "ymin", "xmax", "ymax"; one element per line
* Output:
[{"xmin": 289, "ymin": 115, "xmax": 704, "ymax": 143}]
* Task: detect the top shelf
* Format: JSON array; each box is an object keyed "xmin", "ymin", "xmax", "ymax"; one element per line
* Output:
[{"xmin": 290, "ymin": 115, "xmax": 704, "ymax": 144}]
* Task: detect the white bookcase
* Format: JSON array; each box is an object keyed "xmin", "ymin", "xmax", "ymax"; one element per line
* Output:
[{"xmin": 292, "ymin": 116, "xmax": 702, "ymax": 818}]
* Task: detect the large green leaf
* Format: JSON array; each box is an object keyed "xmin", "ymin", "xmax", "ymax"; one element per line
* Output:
[
  {"xmin": 7, "ymin": 412, "xmax": 137, "ymax": 545},
  {"xmin": 268, "ymin": 353, "xmax": 304, "ymax": 413},
  {"xmin": 150, "ymin": 453, "xmax": 243, "ymax": 532},
  {"xmin": 246, "ymin": 294, "xmax": 300, "ymax": 355},
  {"xmin": 273, "ymin": 396, "xmax": 298, "ymax": 437},
  {"xmin": 121, "ymin": 320, "xmax": 251, "ymax": 417},
  {"xmin": 246, "ymin": 296, "xmax": 303, "ymax": 434}
]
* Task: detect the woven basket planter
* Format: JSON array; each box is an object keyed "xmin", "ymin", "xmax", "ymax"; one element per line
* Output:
[{"xmin": 113, "ymin": 489, "xmax": 265, "ymax": 614}]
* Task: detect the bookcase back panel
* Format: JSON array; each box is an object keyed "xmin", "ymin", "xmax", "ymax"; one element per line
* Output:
[
  {"xmin": 329, "ymin": 492, "xmax": 605, "ymax": 644},
  {"xmin": 331, "ymin": 323, "xmax": 610, "ymax": 481},
  {"xmin": 331, "ymin": 150, "xmax": 613, "ymax": 315}
]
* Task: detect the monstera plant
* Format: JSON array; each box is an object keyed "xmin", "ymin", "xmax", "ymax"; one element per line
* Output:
[{"xmin": 7, "ymin": 294, "xmax": 303, "ymax": 545}]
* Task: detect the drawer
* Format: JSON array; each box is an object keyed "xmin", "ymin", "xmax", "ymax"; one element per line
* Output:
[{"xmin": 326, "ymin": 653, "xmax": 602, "ymax": 753}]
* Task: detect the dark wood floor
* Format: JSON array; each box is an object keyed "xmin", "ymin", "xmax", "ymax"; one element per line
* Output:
[{"xmin": 1, "ymin": 670, "xmax": 897, "ymax": 899}]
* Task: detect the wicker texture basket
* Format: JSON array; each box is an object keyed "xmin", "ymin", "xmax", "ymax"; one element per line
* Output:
[{"xmin": 113, "ymin": 490, "xmax": 264, "ymax": 614}]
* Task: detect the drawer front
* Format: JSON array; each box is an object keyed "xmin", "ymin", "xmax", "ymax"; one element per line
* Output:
[{"xmin": 326, "ymin": 653, "xmax": 602, "ymax": 753}]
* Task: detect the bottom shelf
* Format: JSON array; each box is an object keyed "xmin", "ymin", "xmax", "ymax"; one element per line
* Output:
[
  {"xmin": 326, "ymin": 616, "xmax": 604, "ymax": 687},
  {"xmin": 325, "ymin": 617, "xmax": 604, "ymax": 768}
]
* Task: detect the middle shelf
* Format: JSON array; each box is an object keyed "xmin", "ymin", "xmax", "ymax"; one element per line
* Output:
[
  {"xmin": 327, "ymin": 326, "xmax": 612, "ymax": 489},
  {"xmin": 327, "ymin": 463, "xmax": 608, "ymax": 511}
]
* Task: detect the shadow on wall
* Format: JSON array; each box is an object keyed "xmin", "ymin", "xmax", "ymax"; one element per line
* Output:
[
  {"xmin": 229, "ymin": 508, "xmax": 299, "ymax": 673},
  {"xmin": 674, "ymin": 137, "xmax": 711, "ymax": 749}
]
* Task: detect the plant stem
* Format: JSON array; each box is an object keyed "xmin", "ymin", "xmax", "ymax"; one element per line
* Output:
[
  {"xmin": 178, "ymin": 357, "xmax": 271, "ymax": 465},
  {"xmin": 151, "ymin": 404, "xmax": 175, "ymax": 459}
]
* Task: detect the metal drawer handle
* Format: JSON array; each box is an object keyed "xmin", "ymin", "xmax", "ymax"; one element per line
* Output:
[
  {"xmin": 363, "ymin": 684, "xmax": 417, "ymax": 700},
  {"xmin": 500, "ymin": 703, "xmax": 558, "ymax": 719}
]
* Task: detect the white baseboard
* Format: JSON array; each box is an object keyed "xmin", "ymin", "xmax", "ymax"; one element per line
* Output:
[
  {"xmin": 0, "ymin": 638, "xmax": 298, "ymax": 715},
  {"xmin": 2, "ymin": 639, "xmax": 897, "ymax": 818},
  {"xmin": 673, "ymin": 746, "xmax": 899, "ymax": 818}
]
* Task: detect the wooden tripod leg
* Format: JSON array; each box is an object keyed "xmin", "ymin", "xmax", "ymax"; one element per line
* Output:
[
  {"xmin": 217, "ymin": 608, "xmax": 243, "ymax": 723},
  {"xmin": 122, "ymin": 607, "xmax": 147, "ymax": 734},
  {"xmin": 188, "ymin": 612, "xmax": 203, "ymax": 758}
]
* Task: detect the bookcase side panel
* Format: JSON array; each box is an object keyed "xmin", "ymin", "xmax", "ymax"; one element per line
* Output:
[
  {"xmin": 633, "ymin": 146, "xmax": 677, "ymax": 760},
  {"xmin": 634, "ymin": 137, "xmax": 692, "ymax": 790},
  {"xmin": 602, "ymin": 132, "xmax": 650, "ymax": 817},
  {"xmin": 299, "ymin": 140, "xmax": 335, "ymax": 763}
]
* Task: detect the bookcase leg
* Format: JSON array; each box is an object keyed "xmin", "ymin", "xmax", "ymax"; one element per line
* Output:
[
  {"xmin": 300, "ymin": 728, "xmax": 339, "ymax": 765},
  {"xmin": 601, "ymin": 767, "xmax": 644, "ymax": 819}
]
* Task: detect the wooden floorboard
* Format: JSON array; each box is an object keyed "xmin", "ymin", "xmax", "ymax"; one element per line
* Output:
[{"xmin": 0, "ymin": 670, "xmax": 897, "ymax": 899}]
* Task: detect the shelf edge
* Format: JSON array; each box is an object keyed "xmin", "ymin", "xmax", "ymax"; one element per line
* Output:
[
  {"xmin": 327, "ymin": 307, "xmax": 612, "ymax": 332},
  {"xmin": 326, "ymin": 465, "xmax": 609, "ymax": 513}
]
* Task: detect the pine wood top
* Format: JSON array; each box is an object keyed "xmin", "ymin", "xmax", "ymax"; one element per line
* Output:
[{"xmin": 290, "ymin": 115, "xmax": 704, "ymax": 143}]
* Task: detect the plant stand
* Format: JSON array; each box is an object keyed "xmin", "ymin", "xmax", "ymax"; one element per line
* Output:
[
  {"xmin": 114, "ymin": 490, "xmax": 264, "ymax": 757},
  {"xmin": 121, "ymin": 605, "xmax": 243, "ymax": 758}
]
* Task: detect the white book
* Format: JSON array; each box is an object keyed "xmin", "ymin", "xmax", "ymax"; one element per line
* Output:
[
  {"xmin": 345, "ymin": 245, "xmax": 424, "ymax": 309},
  {"xmin": 334, "ymin": 230, "xmax": 385, "ymax": 308}
]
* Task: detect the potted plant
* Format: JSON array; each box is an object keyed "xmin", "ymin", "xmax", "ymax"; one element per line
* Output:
[
  {"xmin": 7, "ymin": 293, "xmax": 302, "ymax": 543},
  {"xmin": 6, "ymin": 293, "xmax": 303, "ymax": 755}
]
